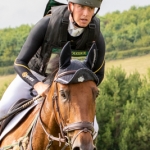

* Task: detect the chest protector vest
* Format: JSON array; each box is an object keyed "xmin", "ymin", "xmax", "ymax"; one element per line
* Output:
[{"xmin": 28, "ymin": 5, "xmax": 100, "ymax": 76}]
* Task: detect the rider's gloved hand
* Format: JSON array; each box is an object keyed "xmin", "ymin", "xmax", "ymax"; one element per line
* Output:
[{"xmin": 34, "ymin": 82, "xmax": 50, "ymax": 97}]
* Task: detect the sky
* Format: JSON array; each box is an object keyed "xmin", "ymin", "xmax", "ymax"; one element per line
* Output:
[{"xmin": 0, "ymin": 0, "xmax": 150, "ymax": 29}]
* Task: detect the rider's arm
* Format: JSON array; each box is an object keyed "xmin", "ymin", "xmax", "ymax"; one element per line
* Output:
[
  {"xmin": 14, "ymin": 15, "xmax": 50, "ymax": 87},
  {"xmin": 94, "ymin": 31, "xmax": 105, "ymax": 85}
]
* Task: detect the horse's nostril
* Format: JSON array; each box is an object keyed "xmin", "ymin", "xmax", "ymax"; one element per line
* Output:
[
  {"xmin": 73, "ymin": 147, "xmax": 80, "ymax": 150},
  {"xmin": 73, "ymin": 146, "xmax": 96, "ymax": 150}
]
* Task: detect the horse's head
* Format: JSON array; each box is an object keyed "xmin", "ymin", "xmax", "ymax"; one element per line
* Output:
[{"xmin": 50, "ymin": 42, "xmax": 100, "ymax": 150}]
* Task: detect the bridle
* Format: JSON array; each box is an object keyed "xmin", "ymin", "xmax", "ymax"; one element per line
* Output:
[{"xmin": 35, "ymin": 71, "xmax": 95, "ymax": 150}]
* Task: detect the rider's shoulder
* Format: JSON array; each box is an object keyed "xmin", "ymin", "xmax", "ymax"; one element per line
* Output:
[
  {"xmin": 42, "ymin": 15, "xmax": 51, "ymax": 21},
  {"xmin": 35, "ymin": 15, "xmax": 51, "ymax": 27}
]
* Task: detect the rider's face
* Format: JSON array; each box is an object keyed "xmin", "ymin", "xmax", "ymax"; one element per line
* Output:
[{"xmin": 69, "ymin": 3, "xmax": 95, "ymax": 27}]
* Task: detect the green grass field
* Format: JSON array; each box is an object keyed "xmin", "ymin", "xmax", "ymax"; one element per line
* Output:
[
  {"xmin": 0, "ymin": 74, "xmax": 16, "ymax": 85},
  {"xmin": 0, "ymin": 54, "xmax": 150, "ymax": 98},
  {"xmin": 106, "ymin": 54, "xmax": 150, "ymax": 77},
  {"xmin": 0, "ymin": 74, "xmax": 16, "ymax": 98}
]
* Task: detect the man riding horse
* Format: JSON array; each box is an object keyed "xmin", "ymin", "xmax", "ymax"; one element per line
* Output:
[{"xmin": 0, "ymin": 0, "xmax": 105, "ymax": 139}]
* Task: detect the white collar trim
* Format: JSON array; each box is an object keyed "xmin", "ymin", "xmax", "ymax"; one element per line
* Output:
[{"xmin": 68, "ymin": 21, "xmax": 84, "ymax": 37}]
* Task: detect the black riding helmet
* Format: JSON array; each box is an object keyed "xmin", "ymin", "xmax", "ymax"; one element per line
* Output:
[{"xmin": 68, "ymin": 0, "xmax": 102, "ymax": 8}]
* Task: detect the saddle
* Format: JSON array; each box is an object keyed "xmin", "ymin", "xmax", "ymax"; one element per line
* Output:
[{"xmin": 0, "ymin": 98, "xmax": 43, "ymax": 140}]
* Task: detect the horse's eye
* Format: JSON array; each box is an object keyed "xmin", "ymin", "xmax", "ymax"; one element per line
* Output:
[
  {"xmin": 60, "ymin": 90, "xmax": 67, "ymax": 100},
  {"xmin": 92, "ymin": 88, "xmax": 99, "ymax": 100}
]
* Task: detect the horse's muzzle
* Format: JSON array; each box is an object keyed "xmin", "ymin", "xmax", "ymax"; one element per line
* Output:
[{"xmin": 72, "ymin": 145, "xmax": 96, "ymax": 150}]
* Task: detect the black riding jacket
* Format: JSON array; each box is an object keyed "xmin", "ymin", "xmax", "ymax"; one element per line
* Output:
[{"xmin": 14, "ymin": 6, "xmax": 105, "ymax": 87}]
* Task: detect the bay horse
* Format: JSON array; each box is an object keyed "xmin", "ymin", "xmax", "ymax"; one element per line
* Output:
[{"xmin": 0, "ymin": 41, "xmax": 100, "ymax": 150}]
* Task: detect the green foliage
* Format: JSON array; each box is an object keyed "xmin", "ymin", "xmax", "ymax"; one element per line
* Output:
[
  {"xmin": 96, "ymin": 67, "xmax": 150, "ymax": 150},
  {"xmin": 105, "ymin": 47, "xmax": 150, "ymax": 60},
  {"xmin": 0, "ymin": 25, "xmax": 32, "ymax": 67},
  {"xmin": 0, "ymin": 74, "xmax": 15, "ymax": 99},
  {"xmin": 0, "ymin": 66, "xmax": 15, "ymax": 75},
  {"xmin": 0, "ymin": 82, "xmax": 10, "ymax": 99},
  {"xmin": 98, "ymin": 5, "xmax": 150, "ymax": 58}
]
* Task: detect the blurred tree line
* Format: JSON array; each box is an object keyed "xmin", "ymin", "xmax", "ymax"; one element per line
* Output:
[
  {"xmin": 98, "ymin": 5, "xmax": 150, "ymax": 60},
  {"xmin": 96, "ymin": 67, "xmax": 150, "ymax": 150},
  {"xmin": 0, "ymin": 5, "xmax": 150, "ymax": 75},
  {"xmin": 0, "ymin": 25, "xmax": 32, "ymax": 75}
]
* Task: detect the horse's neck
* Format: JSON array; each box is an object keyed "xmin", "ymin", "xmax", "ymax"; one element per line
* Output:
[
  {"xmin": 31, "ymin": 96, "xmax": 60, "ymax": 149},
  {"xmin": 43, "ymin": 97, "xmax": 60, "ymax": 131}
]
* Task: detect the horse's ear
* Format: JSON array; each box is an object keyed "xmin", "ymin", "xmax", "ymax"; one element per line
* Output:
[
  {"xmin": 84, "ymin": 42, "xmax": 98, "ymax": 70},
  {"xmin": 59, "ymin": 41, "xmax": 71, "ymax": 69}
]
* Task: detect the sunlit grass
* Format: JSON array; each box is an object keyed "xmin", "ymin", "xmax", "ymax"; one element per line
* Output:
[
  {"xmin": 0, "ymin": 74, "xmax": 16, "ymax": 85},
  {"xmin": 0, "ymin": 74, "xmax": 16, "ymax": 99},
  {"xmin": 106, "ymin": 54, "xmax": 150, "ymax": 77}
]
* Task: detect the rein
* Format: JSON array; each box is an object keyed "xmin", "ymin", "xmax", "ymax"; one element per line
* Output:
[
  {"xmin": 33, "ymin": 71, "xmax": 95, "ymax": 150},
  {"xmin": 0, "ymin": 96, "xmax": 43, "ymax": 122}
]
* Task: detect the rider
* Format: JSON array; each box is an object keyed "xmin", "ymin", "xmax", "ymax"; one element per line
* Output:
[{"xmin": 0, "ymin": 0, "xmax": 105, "ymax": 138}]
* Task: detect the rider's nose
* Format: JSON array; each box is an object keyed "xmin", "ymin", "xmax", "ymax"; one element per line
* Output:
[{"xmin": 82, "ymin": 9, "xmax": 89, "ymax": 16}]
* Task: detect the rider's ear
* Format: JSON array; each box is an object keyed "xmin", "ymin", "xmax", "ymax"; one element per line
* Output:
[
  {"xmin": 84, "ymin": 42, "xmax": 98, "ymax": 70},
  {"xmin": 59, "ymin": 41, "xmax": 71, "ymax": 69},
  {"xmin": 68, "ymin": 2, "xmax": 73, "ymax": 12}
]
